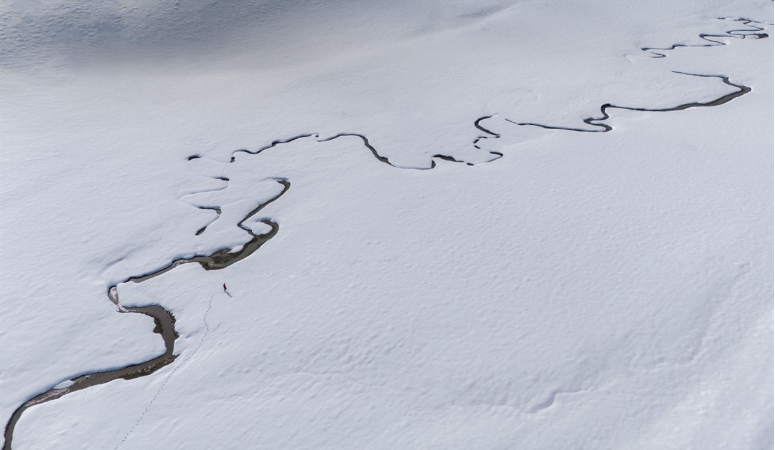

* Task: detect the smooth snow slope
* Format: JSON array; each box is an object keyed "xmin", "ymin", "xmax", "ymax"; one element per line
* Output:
[{"xmin": 1, "ymin": 0, "xmax": 772, "ymax": 449}]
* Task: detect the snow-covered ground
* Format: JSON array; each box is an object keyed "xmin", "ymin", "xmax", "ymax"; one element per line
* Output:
[{"xmin": 1, "ymin": 0, "xmax": 772, "ymax": 449}]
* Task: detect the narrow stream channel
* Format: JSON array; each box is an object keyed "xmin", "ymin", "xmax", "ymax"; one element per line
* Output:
[
  {"xmin": 2, "ymin": 16, "xmax": 768, "ymax": 449},
  {"xmin": 2, "ymin": 180, "xmax": 291, "ymax": 450}
]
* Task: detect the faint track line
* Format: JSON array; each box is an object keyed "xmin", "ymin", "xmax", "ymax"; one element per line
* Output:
[{"xmin": 115, "ymin": 293, "xmax": 216, "ymax": 450}]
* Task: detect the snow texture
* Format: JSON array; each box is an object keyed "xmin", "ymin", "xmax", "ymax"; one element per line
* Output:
[{"xmin": 1, "ymin": 0, "xmax": 772, "ymax": 449}]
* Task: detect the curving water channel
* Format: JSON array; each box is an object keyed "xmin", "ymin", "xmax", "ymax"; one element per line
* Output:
[
  {"xmin": 2, "ymin": 16, "xmax": 769, "ymax": 450},
  {"xmin": 509, "ymin": 73, "xmax": 752, "ymax": 133},
  {"xmin": 2, "ymin": 180, "xmax": 292, "ymax": 450},
  {"xmin": 640, "ymin": 17, "xmax": 769, "ymax": 58}
]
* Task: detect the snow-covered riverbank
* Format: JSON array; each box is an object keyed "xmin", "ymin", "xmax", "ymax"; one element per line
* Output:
[{"xmin": 2, "ymin": 0, "xmax": 772, "ymax": 448}]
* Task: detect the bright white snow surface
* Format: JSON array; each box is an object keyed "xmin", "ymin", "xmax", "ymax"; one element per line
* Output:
[{"xmin": 1, "ymin": 0, "xmax": 773, "ymax": 449}]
